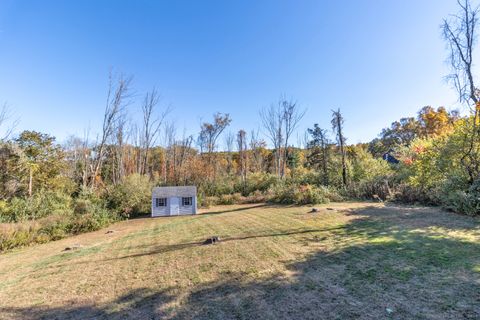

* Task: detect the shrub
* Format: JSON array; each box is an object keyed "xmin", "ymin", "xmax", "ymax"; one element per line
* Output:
[
  {"xmin": 201, "ymin": 196, "xmax": 218, "ymax": 208},
  {"xmin": 70, "ymin": 206, "xmax": 115, "ymax": 234},
  {"xmin": 0, "ymin": 191, "xmax": 72, "ymax": 222},
  {"xmin": 217, "ymin": 193, "xmax": 243, "ymax": 205},
  {"xmin": 269, "ymin": 183, "xmax": 336, "ymax": 205},
  {"xmin": 387, "ymin": 182, "xmax": 440, "ymax": 205},
  {"xmin": 241, "ymin": 173, "xmax": 279, "ymax": 195},
  {"xmin": 347, "ymin": 176, "xmax": 394, "ymax": 201},
  {"xmin": 0, "ymin": 221, "xmax": 40, "ymax": 251},
  {"xmin": 73, "ymin": 198, "xmax": 94, "ymax": 215},
  {"xmin": 37, "ymin": 212, "xmax": 72, "ymax": 240},
  {"xmin": 107, "ymin": 174, "xmax": 153, "ymax": 217},
  {"xmin": 245, "ymin": 190, "xmax": 268, "ymax": 203},
  {"xmin": 443, "ymin": 179, "xmax": 480, "ymax": 215},
  {"xmin": 0, "ymin": 196, "xmax": 118, "ymax": 252}
]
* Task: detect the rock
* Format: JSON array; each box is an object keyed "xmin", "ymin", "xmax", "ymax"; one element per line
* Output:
[
  {"xmin": 310, "ymin": 208, "xmax": 319, "ymax": 213},
  {"xmin": 105, "ymin": 230, "xmax": 115, "ymax": 234},
  {"xmin": 326, "ymin": 207, "xmax": 335, "ymax": 211},
  {"xmin": 203, "ymin": 236, "xmax": 220, "ymax": 245}
]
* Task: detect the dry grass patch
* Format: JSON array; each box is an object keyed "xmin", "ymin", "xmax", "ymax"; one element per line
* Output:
[{"xmin": 0, "ymin": 202, "xmax": 479, "ymax": 319}]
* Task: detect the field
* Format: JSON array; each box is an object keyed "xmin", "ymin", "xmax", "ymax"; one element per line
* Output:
[{"xmin": 0, "ymin": 202, "xmax": 479, "ymax": 320}]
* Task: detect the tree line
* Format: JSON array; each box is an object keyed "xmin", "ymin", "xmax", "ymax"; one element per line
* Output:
[{"xmin": 1, "ymin": 0, "xmax": 480, "ymax": 251}]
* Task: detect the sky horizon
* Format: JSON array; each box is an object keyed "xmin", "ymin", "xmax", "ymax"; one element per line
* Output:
[{"xmin": 0, "ymin": 0, "xmax": 474, "ymax": 148}]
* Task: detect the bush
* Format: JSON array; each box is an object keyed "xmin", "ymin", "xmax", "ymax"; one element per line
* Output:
[
  {"xmin": 217, "ymin": 193, "xmax": 243, "ymax": 205},
  {"xmin": 443, "ymin": 179, "xmax": 480, "ymax": 215},
  {"xmin": 245, "ymin": 190, "xmax": 268, "ymax": 203},
  {"xmin": 0, "ymin": 195, "xmax": 118, "ymax": 252},
  {"xmin": 201, "ymin": 196, "xmax": 218, "ymax": 208},
  {"xmin": 70, "ymin": 207, "xmax": 114, "ymax": 234},
  {"xmin": 73, "ymin": 198, "xmax": 95, "ymax": 215},
  {"xmin": 347, "ymin": 176, "xmax": 394, "ymax": 201},
  {"xmin": 107, "ymin": 174, "xmax": 153, "ymax": 217},
  {"xmin": 0, "ymin": 221, "xmax": 40, "ymax": 251},
  {"xmin": 269, "ymin": 183, "xmax": 338, "ymax": 205},
  {"xmin": 0, "ymin": 191, "xmax": 72, "ymax": 222},
  {"xmin": 390, "ymin": 183, "xmax": 440, "ymax": 205},
  {"xmin": 38, "ymin": 212, "xmax": 71, "ymax": 240},
  {"xmin": 228, "ymin": 173, "xmax": 280, "ymax": 196}
]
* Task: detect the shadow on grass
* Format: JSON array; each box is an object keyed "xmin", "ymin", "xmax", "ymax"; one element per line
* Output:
[
  {"xmin": 54, "ymin": 226, "xmax": 347, "ymax": 264},
  {"xmin": 2, "ymin": 205, "xmax": 479, "ymax": 319},
  {"xmin": 199, "ymin": 203, "xmax": 270, "ymax": 216}
]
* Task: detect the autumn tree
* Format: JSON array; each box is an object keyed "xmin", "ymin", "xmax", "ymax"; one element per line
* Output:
[
  {"xmin": 378, "ymin": 117, "xmax": 419, "ymax": 149},
  {"xmin": 249, "ymin": 129, "xmax": 267, "ymax": 173},
  {"xmin": 307, "ymin": 124, "xmax": 330, "ymax": 185},
  {"xmin": 198, "ymin": 113, "xmax": 231, "ymax": 180},
  {"xmin": 370, "ymin": 106, "xmax": 460, "ymax": 156},
  {"xmin": 443, "ymin": 0, "xmax": 480, "ymax": 183},
  {"xmin": 15, "ymin": 131, "xmax": 65, "ymax": 197},
  {"xmin": 198, "ymin": 113, "xmax": 232, "ymax": 155},
  {"xmin": 224, "ymin": 131, "xmax": 235, "ymax": 175},
  {"xmin": 417, "ymin": 106, "xmax": 459, "ymax": 137}
]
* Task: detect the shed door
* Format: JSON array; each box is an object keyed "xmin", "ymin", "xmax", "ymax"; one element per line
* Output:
[{"xmin": 169, "ymin": 197, "xmax": 179, "ymax": 215}]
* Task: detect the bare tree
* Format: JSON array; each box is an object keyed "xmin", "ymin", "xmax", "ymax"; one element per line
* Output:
[
  {"xmin": 111, "ymin": 111, "xmax": 128, "ymax": 184},
  {"xmin": 261, "ymin": 97, "xmax": 305, "ymax": 177},
  {"xmin": 198, "ymin": 113, "xmax": 232, "ymax": 155},
  {"xmin": 91, "ymin": 72, "xmax": 132, "ymax": 189},
  {"xmin": 281, "ymin": 98, "xmax": 305, "ymax": 177},
  {"xmin": 81, "ymin": 128, "xmax": 92, "ymax": 188},
  {"xmin": 164, "ymin": 121, "xmax": 177, "ymax": 184},
  {"xmin": 332, "ymin": 109, "xmax": 347, "ymax": 187},
  {"xmin": 0, "ymin": 103, "xmax": 17, "ymax": 141},
  {"xmin": 63, "ymin": 135, "xmax": 83, "ymax": 185},
  {"xmin": 237, "ymin": 129, "xmax": 247, "ymax": 193},
  {"xmin": 129, "ymin": 121, "xmax": 143, "ymax": 175},
  {"xmin": 140, "ymin": 88, "xmax": 169, "ymax": 176},
  {"xmin": 177, "ymin": 130, "xmax": 194, "ymax": 185},
  {"xmin": 443, "ymin": 0, "xmax": 480, "ymax": 182},
  {"xmin": 224, "ymin": 131, "xmax": 234, "ymax": 175},
  {"xmin": 249, "ymin": 129, "xmax": 266, "ymax": 173},
  {"xmin": 198, "ymin": 113, "xmax": 231, "ymax": 181},
  {"xmin": 260, "ymin": 102, "xmax": 284, "ymax": 176}
]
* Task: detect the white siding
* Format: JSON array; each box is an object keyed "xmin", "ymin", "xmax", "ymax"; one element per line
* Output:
[
  {"xmin": 151, "ymin": 187, "xmax": 197, "ymax": 217},
  {"xmin": 179, "ymin": 196, "xmax": 196, "ymax": 215},
  {"xmin": 152, "ymin": 197, "xmax": 168, "ymax": 217}
]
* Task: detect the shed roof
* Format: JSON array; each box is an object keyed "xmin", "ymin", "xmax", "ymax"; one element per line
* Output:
[{"xmin": 152, "ymin": 186, "xmax": 197, "ymax": 197}]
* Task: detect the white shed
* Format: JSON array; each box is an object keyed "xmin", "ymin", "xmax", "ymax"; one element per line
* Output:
[{"xmin": 151, "ymin": 186, "xmax": 197, "ymax": 217}]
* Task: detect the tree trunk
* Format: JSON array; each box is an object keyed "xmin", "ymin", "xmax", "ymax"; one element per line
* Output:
[{"xmin": 28, "ymin": 167, "xmax": 33, "ymax": 197}]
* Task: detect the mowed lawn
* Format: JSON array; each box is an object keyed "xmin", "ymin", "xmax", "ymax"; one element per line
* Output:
[{"xmin": 0, "ymin": 203, "xmax": 479, "ymax": 320}]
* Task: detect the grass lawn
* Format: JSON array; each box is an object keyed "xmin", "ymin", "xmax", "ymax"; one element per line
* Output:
[{"xmin": 0, "ymin": 202, "xmax": 479, "ymax": 319}]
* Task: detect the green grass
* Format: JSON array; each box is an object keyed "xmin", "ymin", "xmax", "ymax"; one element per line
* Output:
[{"xmin": 0, "ymin": 202, "xmax": 479, "ymax": 319}]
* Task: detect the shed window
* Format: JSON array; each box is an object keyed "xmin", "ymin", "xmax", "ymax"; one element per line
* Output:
[
  {"xmin": 182, "ymin": 197, "xmax": 192, "ymax": 206},
  {"xmin": 156, "ymin": 198, "xmax": 167, "ymax": 207}
]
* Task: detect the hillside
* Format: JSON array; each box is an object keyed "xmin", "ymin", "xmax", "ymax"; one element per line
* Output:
[{"xmin": 0, "ymin": 203, "xmax": 479, "ymax": 319}]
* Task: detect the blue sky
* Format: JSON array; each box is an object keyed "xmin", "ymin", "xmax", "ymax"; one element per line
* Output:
[{"xmin": 0, "ymin": 0, "xmax": 469, "ymax": 146}]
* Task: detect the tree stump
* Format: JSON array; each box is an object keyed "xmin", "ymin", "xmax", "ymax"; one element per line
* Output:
[{"xmin": 203, "ymin": 236, "xmax": 220, "ymax": 245}]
